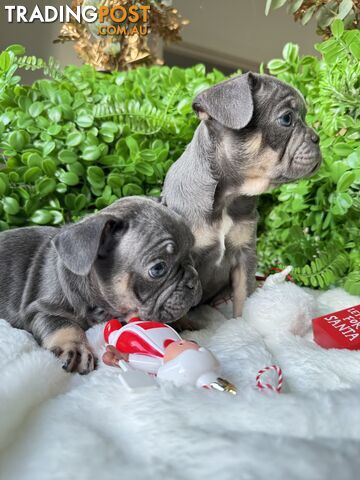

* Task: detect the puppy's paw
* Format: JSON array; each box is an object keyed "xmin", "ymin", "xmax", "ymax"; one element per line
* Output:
[
  {"xmin": 44, "ymin": 326, "xmax": 96, "ymax": 375},
  {"xmin": 52, "ymin": 342, "xmax": 95, "ymax": 374}
]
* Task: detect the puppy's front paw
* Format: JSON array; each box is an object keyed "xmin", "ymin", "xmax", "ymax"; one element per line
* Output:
[
  {"xmin": 52, "ymin": 342, "xmax": 95, "ymax": 374},
  {"xmin": 44, "ymin": 327, "xmax": 96, "ymax": 374}
]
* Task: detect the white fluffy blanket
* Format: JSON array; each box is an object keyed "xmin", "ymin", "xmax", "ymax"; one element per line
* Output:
[{"xmin": 1, "ymin": 272, "xmax": 360, "ymax": 480}]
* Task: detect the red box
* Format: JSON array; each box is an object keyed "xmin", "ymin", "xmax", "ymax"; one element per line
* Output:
[{"xmin": 312, "ymin": 304, "xmax": 360, "ymax": 350}]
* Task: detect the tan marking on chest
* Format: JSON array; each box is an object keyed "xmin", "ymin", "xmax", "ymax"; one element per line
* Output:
[
  {"xmin": 238, "ymin": 178, "xmax": 271, "ymax": 196},
  {"xmin": 193, "ymin": 213, "xmax": 255, "ymax": 264},
  {"xmin": 227, "ymin": 221, "xmax": 255, "ymax": 248},
  {"xmin": 194, "ymin": 212, "xmax": 234, "ymax": 264}
]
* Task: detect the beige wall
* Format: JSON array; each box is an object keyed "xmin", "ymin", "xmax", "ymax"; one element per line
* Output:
[
  {"xmin": 171, "ymin": 0, "xmax": 318, "ymax": 70},
  {"xmin": 0, "ymin": 1, "xmax": 319, "ymax": 75}
]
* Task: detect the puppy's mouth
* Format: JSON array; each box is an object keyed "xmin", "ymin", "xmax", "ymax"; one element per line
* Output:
[
  {"xmin": 272, "ymin": 152, "xmax": 322, "ymax": 185},
  {"xmin": 139, "ymin": 273, "xmax": 202, "ymax": 323}
]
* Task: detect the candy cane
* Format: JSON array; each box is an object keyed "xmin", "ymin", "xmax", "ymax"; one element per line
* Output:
[{"xmin": 256, "ymin": 365, "xmax": 283, "ymax": 393}]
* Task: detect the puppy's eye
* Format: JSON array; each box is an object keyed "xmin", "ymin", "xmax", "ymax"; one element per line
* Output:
[
  {"xmin": 149, "ymin": 262, "xmax": 168, "ymax": 279},
  {"xmin": 278, "ymin": 112, "xmax": 293, "ymax": 127}
]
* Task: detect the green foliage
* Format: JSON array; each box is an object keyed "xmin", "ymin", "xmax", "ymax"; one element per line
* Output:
[
  {"xmin": 0, "ymin": 48, "xmax": 225, "ymax": 227},
  {"xmin": 0, "ymin": 25, "xmax": 359, "ymax": 295},
  {"xmin": 264, "ymin": 0, "xmax": 359, "ymax": 35},
  {"xmin": 258, "ymin": 26, "xmax": 360, "ymax": 294}
]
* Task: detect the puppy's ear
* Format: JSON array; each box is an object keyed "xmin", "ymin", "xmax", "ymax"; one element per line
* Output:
[
  {"xmin": 52, "ymin": 215, "xmax": 123, "ymax": 276},
  {"xmin": 192, "ymin": 72, "xmax": 255, "ymax": 130}
]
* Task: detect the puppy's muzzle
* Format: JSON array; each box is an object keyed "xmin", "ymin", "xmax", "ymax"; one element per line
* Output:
[
  {"xmin": 155, "ymin": 266, "xmax": 202, "ymax": 322},
  {"xmin": 183, "ymin": 265, "xmax": 202, "ymax": 305}
]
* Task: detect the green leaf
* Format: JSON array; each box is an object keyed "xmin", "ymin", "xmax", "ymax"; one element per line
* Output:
[
  {"xmin": 50, "ymin": 210, "xmax": 64, "ymax": 225},
  {"xmin": 337, "ymin": 171, "xmax": 356, "ymax": 192},
  {"xmin": 349, "ymin": 41, "xmax": 360, "ymax": 59},
  {"xmin": 126, "ymin": 137, "xmax": 139, "ymax": 159},
  {"xmin": 36, "ymin": 177, "xmax": 56, "ymax": 197},
  {"xmin": 347, "ymin": 151, "xmax": 360, "ymax": 169},
  {"xmin": 59, "ymin": 150, "xmax": 77, "ymax": 164},
  {"xmin": 27, "ymin": 153, "xmax": 43, "ymax": 168},
  {"xmin": 333, "ymin": 142, "xmax": 354, "ymax": 156},
  {"xmin": 6, "ymin": 44, "xmax": 25, "ymax": 55},
  {"xmin": 0, "ymin": 221, "xmax": 9, "ymax": 231},
  {"xmin": 148, "ymin": 188, "xmax": 161, "ymax": 197},
  {"xmin": 65, "ymin": 194, "xmax": 76, "ymax": 210},
  {"xmin": 265, "ymin": 0, "xmax": 273, "ymax": 16},
  {"xmin": 267, "ymin": 59, "xmax": 288, "ymax": 73},
  {"xmin": 140, "ymin": 150, "xmax": 157, "ymax": 162},
  {"xmin": 331, "ymin": 19, "xmax": 344, "ymax": 39},
  {"xmin": 289, "ymin": 0, "xmax": 304, "ymax": 14},
  {"xmin": 56, "ymin": 183, "xmax": 67, "ymax": 194},
  {"xmin": 66, "ymin": 131, "xmax": 83, "ymax": 147},
  {"xmin": 76, "ymin": 110, "xmax": 94, "ymax": 128},
  {"xmin": 337, "ymin": 0, "xmax": 353, "ymax": 19},
  {"xmin": 47, "ymin": 125, "xmax": 62, "ymax": 136},
  {"xmin": 43, "ymin": 141, "xmax": 56, "ymax": 156},
  {"xmin": 75, "ymin": 194, "xmax": 87, "ymax": 211},
  {"xmin": 0, "ymin": 178, "xmax": 7, "ymax": 197},
  {"xmin": 301, "ymin": 5, "xmax": 316, "ymax": 25},
  {"xmin": 30, "ymin": 209, "xmax": 53, "ymax": 225},
  {"xmin": 107, "ymin": 173, "xmax": 124, "ymax": 189},
  {"xmin": 82, "ymin": 145, "xmax": 102, "ymax": 162},
  {"xmin": 0, "ymin": 51, "xmax": 11, "ymax": 72},
  {"xmin": 272, "ymin": 0, "xmax": 288, "ymax": 10},
  {"xmin": 8, "ymin": 130, "xmax": 29, "ymax": 151},
  {"xmin": 68, "ymin": 162, "xmax": 85, "ymax": 177},
  {"xmin": 29, "ymin": 102, "xmax": 44, "ymax": 118},
  {"xmin": 24, "ymin": 167, "xmax": 42, "ymax": 183},
  {"xmin": 42, "ymin": 159, "xmax": 57, "ymax": 176},
  {"xmin": 282, "ymin": 43, "xmax": 299, "ymax": 64},
  {"xmin": 48, "ymin": 106, "xmax": 62, "ymax": 123},
  {"xmin": 136, "ymin": 163, "xmax": 154, "ymax": 176},
  {"xmin": 334, "ymin": 192, "xmax": 353, "ymax": 214},
  {"xmin": 122, "ymin": 183, "xmax": 144, "ymax": 196},
  {"xmin": 87, "ymin": 166, "xmax": 105, "ymax": 187},
  {"xmin": 58, "ymin": 171, "xmax": 80, "ymax": 186},
  {"xmin": 3, "ymin": 197, "xmax": 20, "ymax": 215}
]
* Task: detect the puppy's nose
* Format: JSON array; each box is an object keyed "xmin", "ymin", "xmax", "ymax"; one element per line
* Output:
[{"xmin": 309, "ymin": 130, "xmax": 319, "ymax": 144}]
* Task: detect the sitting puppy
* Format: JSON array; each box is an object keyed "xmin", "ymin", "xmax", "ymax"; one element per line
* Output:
[
  {"xmin": 162, "ymin": 73, "xmax": 322, "ymax": 317},
  {"xmin": 0, "ymin": 197, "xmax": 202, "ymax": 374}
]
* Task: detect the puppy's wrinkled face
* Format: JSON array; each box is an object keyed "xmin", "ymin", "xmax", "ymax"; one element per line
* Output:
[
  {"xmin": 243, "ymin": 76, "xmax": 321, "ymax": 190},
  {"xmin": 194, "ymin": 73, "xmax": 322, "ymax": 195},
  {"xmin": 94, "ymin": 202, "xmax": 202, "ymax": 323}
]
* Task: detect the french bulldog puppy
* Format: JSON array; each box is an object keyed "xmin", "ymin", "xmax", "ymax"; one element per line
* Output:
[
  {"xmin": 162, "ymin": 73, "xmax": 322, "ymax": 317},
  {"xmin": 0, "ymin": 197, "xmax": 202, "ymax": 374}
]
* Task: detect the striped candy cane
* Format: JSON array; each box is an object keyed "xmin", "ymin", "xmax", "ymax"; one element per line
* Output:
[{"xmin": 256, "ymin": 365, "xmax": 283, "ymax": 393}]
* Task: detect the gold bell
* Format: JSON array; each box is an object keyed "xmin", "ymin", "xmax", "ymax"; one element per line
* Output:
[{"xmin": 210, "ymin": 377, "xmax": 237, "ymax": 395}]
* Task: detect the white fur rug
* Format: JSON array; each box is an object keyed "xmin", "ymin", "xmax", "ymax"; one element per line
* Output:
[{"xmin": 1, "ymin": 272, "xmax": 360, "ymax": 480}]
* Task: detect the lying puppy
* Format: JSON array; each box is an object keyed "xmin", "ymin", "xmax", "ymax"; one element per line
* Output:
[
  {"xmin": 162, "ymin": 73, "xmax": 322, "ymax": 317},
  {"xmin": 0, "ymin": 197, "xmax": 202, "ymax": 374}
]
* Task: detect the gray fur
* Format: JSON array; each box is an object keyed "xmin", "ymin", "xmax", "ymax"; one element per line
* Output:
[
  {"xmin": 0, "ymin": 197, "xmax": 202, "ymax": 373},
  {"xmin": 162, "ymin": 72, "xmax": 322, "ymax": 316},
  {"xmin": 193, "ymin": 72, "xmax": 254, "ymax": 130}
]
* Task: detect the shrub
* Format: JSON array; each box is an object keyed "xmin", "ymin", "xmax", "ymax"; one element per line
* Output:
[
  {"xmin": 0, "ymin": 45, "xmax": 225, "ymax": 226},
  {"xmin": 0, "ymin": 23, "xmax": 359, "ymax": 294}
]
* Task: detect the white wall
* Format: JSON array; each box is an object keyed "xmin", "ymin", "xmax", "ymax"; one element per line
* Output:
[{"xmin": 0, "ymin": 0, "xmax": 319, "ymax": 75}]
